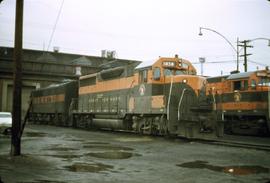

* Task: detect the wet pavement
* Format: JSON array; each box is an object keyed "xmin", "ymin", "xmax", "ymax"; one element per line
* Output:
[{"xmin": 0, "ymin": 125, "xmax": 270, "ymax": 183}]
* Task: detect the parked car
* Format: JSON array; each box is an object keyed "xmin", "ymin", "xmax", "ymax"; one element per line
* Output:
[{"xmin": 0, "ymin": 112, "xmax": 12, "ymax": 135}]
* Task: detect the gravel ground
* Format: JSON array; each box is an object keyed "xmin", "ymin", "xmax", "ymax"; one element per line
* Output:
[{"xmin": 0, "ymin": 124, "xmax": 270, "ymax": 183}]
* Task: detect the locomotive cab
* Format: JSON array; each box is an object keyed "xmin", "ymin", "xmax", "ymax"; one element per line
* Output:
[
  {"xmin": 151, "ymin": 55, "xmax": 197, "ymax": 82},
  {"xmin": 133, "ymin": 55, "xmax": 221, "ymax": 138}
]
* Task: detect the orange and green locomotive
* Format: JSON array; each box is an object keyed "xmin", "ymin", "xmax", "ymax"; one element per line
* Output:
[
  {"xmin": 29, "ymin": 81, "xmax": 78, "ymax": 126},
  {"xmin": 206, "ymin": 69, "xmax": 270, "ymax": 136},
  {"xmin": 29, "ymin": 55, "xmax": 223, "ymax": 139},
  {"xmin": 72, "ymin": 55, "xmax": 223, "ymax": 139}
]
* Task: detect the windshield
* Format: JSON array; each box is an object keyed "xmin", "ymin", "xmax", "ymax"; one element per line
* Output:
[
  {"xmin": 259, "ymin": 77, "xmax": 270, "ymax": 86},
  {"xmin": 163, "ymin": 69, "xmax": 187, "ymax": 76},
  {"xmin": 0, "ymin": 113, "xmax": 11, "ymax": 118},
  {"xmin": 175, "ymin": 70, "xmax": 186, "ymax": 75},
  {"xmin": 164, "ymin": 69, "xmax": 172, "ymax": 76}
]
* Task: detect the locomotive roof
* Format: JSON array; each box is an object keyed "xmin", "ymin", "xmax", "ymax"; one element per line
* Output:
[
  {"xmin": 227, "ymin": 71, "xmax": 254, "ymax": 80},
  {"xmin": 207, "ymin": 75, "xmax": 229, "ymax": 83},
  {"xmin": 99, "ymin": 59, "xmax": 141, "ymax": 70},
  {"xmin": 135, "ymin": 60, "xmax": 154, "ymax": 70},
  {"xmin": 35, "ymin": 80, "xmax": 75, "ymax": 91},
  {"xmin": 135, "ymin": 56, "xmax": 195, "ymax": 71}
]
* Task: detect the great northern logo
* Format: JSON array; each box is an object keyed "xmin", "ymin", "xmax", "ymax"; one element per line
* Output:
[
  {"xmin": 234, "ymin": 91, "xmax": 241, "ymax": 102},
  {"xmin": 139, "ymin": 84, "xmax": 146, "ymax": 96}
]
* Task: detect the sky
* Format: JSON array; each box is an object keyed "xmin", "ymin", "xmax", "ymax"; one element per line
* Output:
[{"xmin": 0, "ymin": 0, "xmax": 270, "ymax": 76}]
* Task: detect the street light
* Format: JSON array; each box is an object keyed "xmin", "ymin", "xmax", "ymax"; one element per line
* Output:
[
  {"xmin": 199, "ymin": 27, "xmax": 240, "ymax": 71},
  {"xmin": 246, "ymin": 37, "xmax": 270, "ymax": 47},
  {"xmin": 199, "ymin": 57, "xmax": 206, "ymax": 76}
]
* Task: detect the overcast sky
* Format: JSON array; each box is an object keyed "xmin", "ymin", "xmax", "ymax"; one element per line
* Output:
[{"xmin": 1, "ymin": 0, "xmax": 270, "ymax": 76}]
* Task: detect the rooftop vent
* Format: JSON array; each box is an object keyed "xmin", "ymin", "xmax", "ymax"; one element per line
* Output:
[
  {"xmin": 101, "ymin": 50, "xmax": 116, "ymax": 59},
  {"xmin": 53, "ymin": 46, "xmax": 60, "ymax": 53}
]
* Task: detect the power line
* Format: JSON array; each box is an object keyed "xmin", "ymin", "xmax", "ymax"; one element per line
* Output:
[
  {"xmin": 46, "ymin": 0, "xmax": 65, "ymax": 52},
  {"xmin": 191, "ymin": 60, "xmax": 238, "ymax": 64},
  {"xmin": 248, "ymin": 60, "xmax": 269, "ymax": 67}
]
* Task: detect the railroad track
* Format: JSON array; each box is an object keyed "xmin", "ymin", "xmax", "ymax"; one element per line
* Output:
[
  {"xmin": 27, "ymin": 124, "xmax": 270, "ymax": 151},
  {"xmin": 106, "ymin": 129, "xmax": 270, "ymax": 151},
  {"xmin": 196, "ymin": 135, "xmax": 270, "ymax": 151}
]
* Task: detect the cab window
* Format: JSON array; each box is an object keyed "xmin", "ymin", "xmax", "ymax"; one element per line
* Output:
[
  {"xmin": 244, "ymin": 80, "xmax": 248, "ymax": 90},
  {"xmin": 251, "ymin": 79, "xmax": 256, "ymax": 89},
  {"xmin": 153, "ymin": 67, "xmax": 161, "ymax": 80},
  {"xmin": 233, "ymin": 81, "xmax": 241, "ymax": 91},
  {"xmin": 233, "ymin": 80, "xmax": 248, "ymax": 91},
  {"xmin": 182, "ymin": 63, "xmax": 189, "ymax": 69},
  {"xmin": 139, "ymin": 70, "xmax": 148, "ymax": 83},
  {"xmin": 259, "ymin": 78, "xmax": 270, "ymax": 86},
  {"xmin": 175, "ymin": 70, "xmax": 185, "ymax": 75},
  {"xmin": 164, "ymin": 69, "xmax": 172, "ymax": 76}
]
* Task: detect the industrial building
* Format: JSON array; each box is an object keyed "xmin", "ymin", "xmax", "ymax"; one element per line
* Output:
[{"xmin": 0, "ymin": 46, "xmax": 140, "ymax": 117}]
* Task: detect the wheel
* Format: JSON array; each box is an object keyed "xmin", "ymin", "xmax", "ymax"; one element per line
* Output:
[{"xmin": 3, "ymin": 127, "xmax": 11, "ymax": 135}]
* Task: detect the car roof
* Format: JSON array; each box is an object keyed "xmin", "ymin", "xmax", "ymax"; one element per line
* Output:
[{"xmin": 0, "ymin": 112, "xmax": 11, "ymax": 115}]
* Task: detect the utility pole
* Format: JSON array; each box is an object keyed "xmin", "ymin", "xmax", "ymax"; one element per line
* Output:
[
  {"xmin": 238, "ymin": 40, "xmax": 253, "ymax": 72},
  {"xmin": 11, "ymin": 0, "xmax": 24, "ymax": 156},
  {"xmin": 236, "ymin": 37, "xmax": 239, "ymax": 72}
]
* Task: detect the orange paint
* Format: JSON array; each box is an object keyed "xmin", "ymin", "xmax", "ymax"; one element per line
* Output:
[
  {"xmin": 151, "ymin": 95, "xmax": 165, "ymax": 109},
  {"xmin": 33, "ymin": 94, "xmax": 65, "ymax": 104},
  {"xmin": 219, "ymin": 102, "xmax": 267, "ymax": 110}
]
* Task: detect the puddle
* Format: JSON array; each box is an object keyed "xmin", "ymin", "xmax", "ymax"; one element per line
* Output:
[
  {"xmin": 115, "ymin": 137, "xmax": 153, "ymax": 142},
  {"xmin": 66, "ymin": 138, "xmax": 84, "ymax": 142},
  {"xmin": 23, "ymin": 132, "xmax": 47, "ymax": 137},
  {"xmin": 83, "ymin": 145, "xmax": 134, "ymax": 151},
  {"xmin": 47, "ymin": 147, "xmax": 78, "ymax": 151},
  {"xmin": 65, "ymin": 162, "xmax": 113, "ymax": 173},
  {"xmin": 82, "ymin": 141, "xmax": 110, "ymax": 145},
  {"xmin": 45, "ymin": 147, "xmax": 79, "ymax": 151},
  {"xmin": 17, "ymin": 180, "xmax": 66, "ymax": 183},
  {"xmin": 85, "ymin": 151, "xmax": 140, "ymax": 159},
  {"xmin": 43, "ymin": 154, "xmax": 82, "ymax": 160},
  {"xmin": 176, "ymin": 160, "xmax": 269, "ymax": 176}
]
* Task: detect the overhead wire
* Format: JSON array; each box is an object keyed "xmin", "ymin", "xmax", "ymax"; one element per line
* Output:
[
  {"xmin": 191, "ymin": 60, "xmax": 239, "ymax": 64},
  {"xmin": 46, "ymin": 0, "xmax": 65, "ymax": 52},
  {"xmin": 248, "ymin": 60, "xmax": 269, "ymax": 67}
]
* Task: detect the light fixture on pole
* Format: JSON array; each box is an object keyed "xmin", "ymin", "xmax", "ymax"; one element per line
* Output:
[
  {"xmin": 199, "ymin": 57, "xmax": 206, "ymax": 76},
  {"xmin": 199, "ymin": 27, "xmax": 239, "ymax": 72},
  {"xmin": 198, "ymin": 28, "xmax": 203, "ymax": 36},
  {"xmin": 247, "ymin": 38, "xmax": 270, "ymax": 47}
]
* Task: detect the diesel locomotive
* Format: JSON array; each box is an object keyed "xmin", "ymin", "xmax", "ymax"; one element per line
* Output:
[
  {"xmin": 29, "ymin": 55, "xmax": 224, "ymax": 139},
  {"xmin": 206, "ymin": 69, "xmax": 270, "ymax": 136},
  {"xmin": 30, "ymin": 81, "xmax": 78, "ymax": 126}
]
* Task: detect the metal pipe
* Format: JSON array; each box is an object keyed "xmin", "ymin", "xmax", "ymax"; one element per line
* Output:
[
  {"xmin": 166, "ymin": 76, "xmax": 174, "ymax": 120},
  {"xmin": 177, "ymin": 88, "xmax": 186, "ymax": 120}
]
